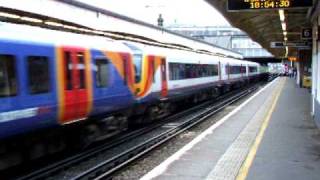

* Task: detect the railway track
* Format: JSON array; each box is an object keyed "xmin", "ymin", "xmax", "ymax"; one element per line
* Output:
[{"xmin": 17, "ymin": 83, "xmax": 262, "ymax": 180}]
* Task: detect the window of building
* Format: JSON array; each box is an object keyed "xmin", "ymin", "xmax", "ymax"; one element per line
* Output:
[
  {"xmin": 0, "ymin": 55, "xmax": 17, "ymax": 97},
  {"xmin": 95, "ymin": 58, "xmax": 109, "ymax": 88},
  {"xmin": 28, "ymin": 56, "xmax": 50, "ymax": 94}
]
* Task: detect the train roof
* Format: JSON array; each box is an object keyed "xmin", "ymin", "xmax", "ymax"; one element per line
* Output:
[
  {"xmin": 0, "ymin": 22, "xmax": 131, "ymax": 53},
  {"xmin": 0, "ymin": 22, "xmax": 250, "ymax": 63},
  {"xmin": 120, "ymin": 41, "xmax": 262, "ymax": 67}
]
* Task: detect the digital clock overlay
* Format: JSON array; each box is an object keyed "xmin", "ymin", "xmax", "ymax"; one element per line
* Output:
[{"xmin": 228, "ymin": 0, "xmax": 313, "ymax": 11}]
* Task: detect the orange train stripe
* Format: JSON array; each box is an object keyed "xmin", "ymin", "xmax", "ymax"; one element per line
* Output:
[
  {"xmin": 124, "ymin": 53, "xmax": 136, "ymax": 93},
  {"xmin": 135, "ymin": 55, "xmax": 146, "ymax": 97},
  {"xmin": 105, "ymin": 51, "xmax": 125, "ymax": 78},
  {"xmin": 85, "ymin": 49, "xmax": 93, "ymax": 115},
  {"xmin": 105, "ymin": 51, "xmax": 164, "ymax": 98},
  {"xmin": 105, "ymin": 51, "xmax": 135, "ymax": 94},
  {"xmin": 135, "ymin": 55, "xmax": 147, "ymax": 97},
  {"xmin": 139, "ymin": 56, "xmax": 162, "ymax": 97},
  {"xmin": 55, "ymin": 47, "xmax": 65, "ymax": 123},
  {"xmin": 137, "ymin": 55, "xmax": 155, "ymax": 97},
  {"xmin": 142, "ymin": 56, "xmax": 154, "ymax": 96}
]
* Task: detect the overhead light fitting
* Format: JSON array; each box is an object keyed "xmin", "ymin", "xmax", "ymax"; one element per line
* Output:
[
  {"xmin": 21, "ymin": 16, "xmax": 43, "ymax": 23},
  {"xmin": 279, "ymin": 9, "xmax": 289, "ymax": 57},
  {"xmin": 279, "ymin": 10, "xmax": 285, "ymax": 22},
  {"xmin": 281, "ymin": 22, "xmax": 287, "ymax": 31},
  {"xmin": 63, "ymin": 25, "xmax": 79, "ymax": 31},
  {"xmin": 45, "ymin": 21, "xmax": 63, "ymax": 27},
  {"xmin": 0, "ymin": 12, "xmax": 20, "ymax": 19}
]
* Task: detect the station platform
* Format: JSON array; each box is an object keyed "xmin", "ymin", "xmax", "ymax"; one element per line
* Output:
[{"xmin": 141, "ymin": 77, "xmax": 320, "ymax": 180}]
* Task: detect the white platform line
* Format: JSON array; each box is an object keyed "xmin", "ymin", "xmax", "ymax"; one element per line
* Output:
[{"xmin": 140, "ymin": 78, "xmax": 279, "ymax": 180}]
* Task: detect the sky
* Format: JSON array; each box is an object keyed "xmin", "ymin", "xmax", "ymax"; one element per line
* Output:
[{"xmin": 77, "ymin": 0, "xmax": 230, "ymax": 27}]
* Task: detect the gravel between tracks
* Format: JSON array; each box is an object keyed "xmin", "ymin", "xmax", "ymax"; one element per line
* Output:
[{"xmin": 112, "ymin": 91, "xmax": 256, "ymax": 180}]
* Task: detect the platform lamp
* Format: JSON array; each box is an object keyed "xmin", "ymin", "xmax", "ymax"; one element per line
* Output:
[
  {"xmin": 157, "ymin": 14, "xmax": 164, "ymax": 27},
  {"xmin": 278, "ymin": 9, "xmax": 288, "ymax": 58}
]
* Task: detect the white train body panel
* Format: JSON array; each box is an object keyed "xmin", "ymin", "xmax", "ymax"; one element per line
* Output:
[{"xmin": 165, "ymin": 51, "xmax": 220, "ymax": 92}]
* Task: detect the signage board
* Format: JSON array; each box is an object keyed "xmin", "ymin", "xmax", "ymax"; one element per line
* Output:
[
  {"xmin": 270, "ymin": 41, "xmax": 311, "ymax": 48},
  {"xmin": 301, "ymin": 28, "xmax": 312, "ymax": 40},
  {"xmin": 228, "ymin": 0, "xmax": 313, "ymax": 11}
]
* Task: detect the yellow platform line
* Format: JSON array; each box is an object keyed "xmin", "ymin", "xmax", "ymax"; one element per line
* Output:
[{"xmin": 237, "ymin": 78, "xmax": 286, "ymax": 180}]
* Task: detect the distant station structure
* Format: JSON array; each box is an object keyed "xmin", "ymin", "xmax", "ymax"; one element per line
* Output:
[
  {"xmin": 167, "ymin": 26, "xmax": 273, "ymax": 58},
  {"xmin": 0, "ymin": 0, "xmax": 242, "ymax": 59}
]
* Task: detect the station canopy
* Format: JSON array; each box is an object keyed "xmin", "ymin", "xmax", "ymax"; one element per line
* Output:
[
  {"xmin": 0, "ymin": 0, "xmax": 243, "ymax": 59},
  {"xmin": 206, "ymin": 0, "xmax": 316, "ymax": 58}
]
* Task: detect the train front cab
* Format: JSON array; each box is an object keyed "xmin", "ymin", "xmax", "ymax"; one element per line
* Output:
[{"xmin": 124, "ymin": 52, "xmax": 169, "ymax": 122}]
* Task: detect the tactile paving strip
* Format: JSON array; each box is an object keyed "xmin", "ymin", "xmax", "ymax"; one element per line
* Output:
[{"xmin": 205, "ymin": 80, "xmax": 282, "ymax": 180}]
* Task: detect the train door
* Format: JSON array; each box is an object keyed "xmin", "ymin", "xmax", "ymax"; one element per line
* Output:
[
  {"xmin": 241, "ymin": 64, "xmax": 243, "ymax": 77},
  {"xmin": 61, "ymin": 47, "xmax": 90, "ymax": 124},
  {"xmin": 218, "ymin": 62, "xmax": 222, "ymax": 81},
  {"xmin": 227, "ymin": 63, "xmax": 230, "ymax": 80},
  {"xmin": 160, "ymin": 58, "xmax": 168, "ymax": 97}
]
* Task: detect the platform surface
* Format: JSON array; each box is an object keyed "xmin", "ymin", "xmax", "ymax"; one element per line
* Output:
[{"xmin": 141, "ymin": 77, "xmax": 320, "ymax": 180}]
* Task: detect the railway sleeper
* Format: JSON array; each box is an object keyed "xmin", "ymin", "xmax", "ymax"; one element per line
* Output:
[
  {"xmin": 0, "ymin": 130, "xmax": 66, "ymax": 171},
  {"xmin": 134, "ymin": 102, "xmax": 173, "ymax": 124},
  {"xmin": 75, "ymin": 115, "xmax": 129, "ymax": 146}
]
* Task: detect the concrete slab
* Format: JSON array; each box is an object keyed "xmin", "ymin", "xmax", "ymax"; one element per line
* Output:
[
  {"xmin": 141, "ymin": 78, "xmax": 320, "ymax": 180},
  {"xmin": 247, "ymin": 78, "xmax": 320, "ymax": 180}
]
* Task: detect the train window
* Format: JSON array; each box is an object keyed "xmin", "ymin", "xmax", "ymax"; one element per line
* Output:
[
  {"xmin": 27, "ymin": 56, "xmax": 50, "ymax": 94},
  {"xmin": 169, "ymin": 63, "xmax": 179, "ymax": 80},
  {"xmin": 171, "ymin": 63, "xmax": 179, "ymax": 80},
  {"xmin": 64, "ymin": 52, "xmax": 72, "ymax": 90},
  {"xmin": 169, "ymin": 63, "xmax": 174, "ymax": 80},
  {"xmin": 151, "ymin": 60, "xmax": 156, "ymax": 83},
  {"xmin": 180, "ymin": 64, "xmax": 186, "ymax": 79},
  {"xmin": 95, "ymin": 58, "xmax": 109, "ymax": 88},
  {"xmin": 186, "ymin": 64, "xmax": 193, "ymax": 78},
  {"xmin": 133, "ymin": 54, "xmax": 142, "ymax": 83},
  {"xmin": 77, "ymin": 52, "xmax": 86, "ymax": 89},
  {"xmin": 212, "ymin": 65, "xmax": 219, "ymax": 76},
  {"xmin": 241, "ymin": 66, "xmax": 247, "ymax": 73},
  {"xmin": 169, "ymin": 63, "xmax": 218, "ymax": 80},
  {"xmin": 249, "ymin": 66, "xmax": 258, "ymax": 73},
  {"xmin": 122, "ymin": 55, "xmax": 128, "ymax": 85},
  {"xmin": 230, "ymin": 66, "xmax": 242, "ymax": 74},
  {"xmin": 0, "ymin": 55, "xmax": 17, "ymax": 97}
]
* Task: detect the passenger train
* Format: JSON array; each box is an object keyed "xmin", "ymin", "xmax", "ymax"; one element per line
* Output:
[{"xmin": 0, "ymin": 22, "xmax": 262, "ymax": 168}]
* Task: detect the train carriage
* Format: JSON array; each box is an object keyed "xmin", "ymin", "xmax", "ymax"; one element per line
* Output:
[
  {"xmin": 0, "ymin": 22, "xmax": 138, "ymax": 138},
  {"xmin": 0, "ymin": 22, "xmax": 262, "ymax": 170}
]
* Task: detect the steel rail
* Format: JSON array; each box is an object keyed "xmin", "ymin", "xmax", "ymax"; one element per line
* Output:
[
  {"xmin": 18, "ymin": 85, "xmax": 250, "ymax": 180},
  {"xmin": 17, "ymin": 83, "xmax": 263, "ymax": 180},
  {"xmin": 72, "ymin": 85, "xmax": 259, "ymax": 180}
]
